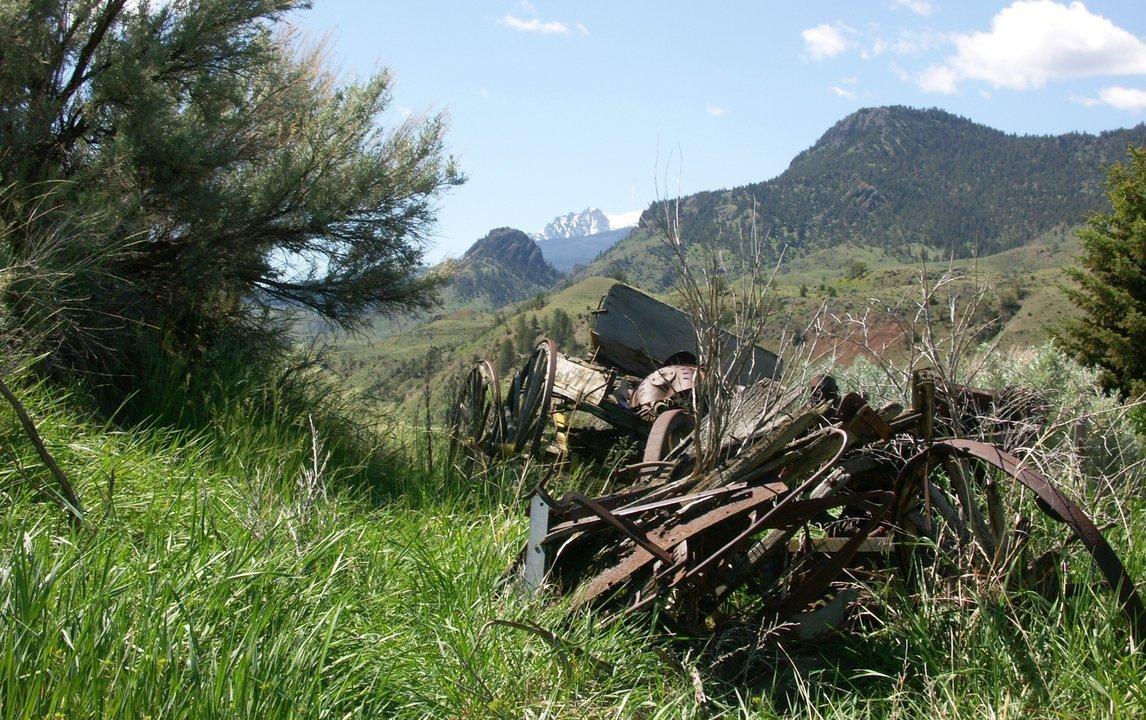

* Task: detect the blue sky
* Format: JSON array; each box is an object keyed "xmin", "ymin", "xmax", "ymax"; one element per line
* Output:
[{"xmin": 293, "ymin": 1, "xmax": 1146, "ymax": 261}]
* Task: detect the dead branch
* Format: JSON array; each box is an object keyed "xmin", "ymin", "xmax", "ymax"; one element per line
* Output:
[{"xmin": 0, "ymin": 374, "xmax": 83, "ymax": 527}]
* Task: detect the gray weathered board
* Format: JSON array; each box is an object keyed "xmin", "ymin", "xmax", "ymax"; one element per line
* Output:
[{"xmin": 591, "ymin": 283, "xmax": 782, "ymax": 384}]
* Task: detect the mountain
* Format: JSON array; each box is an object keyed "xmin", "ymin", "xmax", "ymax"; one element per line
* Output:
[
  {"xmin": 536, "ymin": 227, "xmax": 633, "ymax": 273},
  {"xmin": 582, "ymin": 106, "xmax": 1146, "ymax": 290},
  {"xmin": 533, "ymin": 208, "xmax": 637, "ymax": 272},
  {"xmin": 442, "ymin": 227, "xmax": 561, "ymax": 308},
  {"xmin": 532, "ymin": 208, "xmax": 611, "ymax": 241}
]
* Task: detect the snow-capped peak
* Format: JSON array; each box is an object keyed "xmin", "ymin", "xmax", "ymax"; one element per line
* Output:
[{"xmin": 532, "ymin": 207, "xmax": 639, "ymax": 242}]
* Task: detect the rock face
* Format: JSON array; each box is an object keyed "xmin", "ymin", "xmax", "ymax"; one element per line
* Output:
[
  {"xmin": 464, "ymin": 227, "xmax": 561, "ymax": 288},
  {"xmin": 446, "ymin": 227, "xmax": 560, "ymax": 308}
]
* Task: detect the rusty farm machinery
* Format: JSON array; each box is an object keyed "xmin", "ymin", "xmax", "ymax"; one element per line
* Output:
[{"xmin": 446, "ymin": 283, "xmax": 1145, "ymax": 646}]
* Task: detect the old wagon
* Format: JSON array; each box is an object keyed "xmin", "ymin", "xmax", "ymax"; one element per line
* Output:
[
  {"xmin": 446, "ymin": 282, "xmax": 780, "ymax": 464},
  {"xmin": 446, "ymin": 282, "xmax": 1146, "ymax": 647}
]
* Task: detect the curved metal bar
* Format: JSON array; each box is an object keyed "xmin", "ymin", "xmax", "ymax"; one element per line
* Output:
[
  {"xmin": 776, "ymin": 490, "xmax": 896, "ymax": 617},
  {"xmin": 896, "ymin": 438, "xmax": 1146, "ymax": 646}
]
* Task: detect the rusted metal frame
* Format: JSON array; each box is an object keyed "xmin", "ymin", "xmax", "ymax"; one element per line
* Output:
[
  {"xmin": 536, "ymin": 485, "xmax": 676, "ymax": 567},
  {"xmin": 689, "ymin": 409, "xmax": 894, "ymax": 601},
  {"xmin": 708, "ymin": 463, "xmax": 868, "ymax": 606},
  {"xmin": 571, "ymin": 483, "xmax": 787, "ymax": 609},
  {"xmin": 897, "ymin": 439, "xmax": 1146, "ymax": 645},
  {"xmin": 682, "ymin": 428, "xmax": 851, "ymax": 582},
  {"xmin": 774, "ymin": 490, "xmax": 896, "ymax": 618},
  {"xmin": 623, "ymin": 489, "xmax": 892, "ymax": 619},
  {"xmin": 542, "ymin": 481, "xmax": 774, "ymax": 542}
]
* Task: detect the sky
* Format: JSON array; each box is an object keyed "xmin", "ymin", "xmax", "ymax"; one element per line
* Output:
[{"xmin": 292, "ymin": 1, "xmax": 1146, "ymax": 262}]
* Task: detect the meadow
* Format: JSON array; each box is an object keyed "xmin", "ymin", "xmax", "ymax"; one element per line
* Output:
[{"xmin": 2, "ymin": 346, "xmax": 1143, "ymax": 719}]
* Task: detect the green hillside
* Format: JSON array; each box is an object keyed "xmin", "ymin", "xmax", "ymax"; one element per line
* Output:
[
  {"xmin": 333, "ymin": 276, "xmax": 618, "ymax": 406},
  {"xmin": 331, "ymin": 227, "xmax": 1079, "ymax": 415}
]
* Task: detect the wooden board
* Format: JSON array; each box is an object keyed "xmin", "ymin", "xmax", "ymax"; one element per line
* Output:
[
  {"xmin": 552, "ymin": 354, "xmax": 611, "ymax": 406},
  {"xmin": 550, "ymin": 354, "xmax": 647, "ymax": 435},
  {"xmin": 590, "ymin": 283, "xmax": 782, "ymax": 384}
]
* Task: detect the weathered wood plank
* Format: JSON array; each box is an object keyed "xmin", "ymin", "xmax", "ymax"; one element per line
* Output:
[
  {"xmin": 552, "ymin": 354, "xmax": 610, "ymax": 405},
  {"xmin": 590, "ymin": 283, "xmax": 781, "ymax": 384}
]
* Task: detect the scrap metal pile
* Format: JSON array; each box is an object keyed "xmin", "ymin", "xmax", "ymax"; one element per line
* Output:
[{"xmin": 449, "ymin": 283, "xmax": 1145, "ymax": 644}]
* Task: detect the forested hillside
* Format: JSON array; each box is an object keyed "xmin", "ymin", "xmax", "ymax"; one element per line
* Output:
[{"xmin": 584, "ymin": 106, "xmax": 1146, "ymax": 290}]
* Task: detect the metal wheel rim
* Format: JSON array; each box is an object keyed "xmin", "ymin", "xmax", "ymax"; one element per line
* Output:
[{"xmin": 511, "ymin": 338, "xmax": 557, "ymax": 455}]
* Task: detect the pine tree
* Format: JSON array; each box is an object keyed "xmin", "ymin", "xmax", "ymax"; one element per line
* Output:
[
  {"xmin": 1057, "ymin": 145, "xmax": 1146, "ymax": 398},
  {"xmin": 0, "ymin": 0, "xmax": 461, "ymax": 379},
  {"xmin": 497, "ymin": 337, "xmax": 515, "ymax": 377}
]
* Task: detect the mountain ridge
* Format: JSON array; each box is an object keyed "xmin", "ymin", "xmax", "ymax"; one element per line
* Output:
[{"xmin": 586, "ymin": 106, "xmax": 1146, "ymax": 291}]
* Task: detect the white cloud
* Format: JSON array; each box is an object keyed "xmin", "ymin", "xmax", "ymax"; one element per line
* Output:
[
  {"xmin": 478, "ymin": 88, "xmax": 491, "ymax": 99},
  {"xmin": 842, "ymin": 76, "xmax": 859, "ymax": 85},
  {"xmin": 1072, "ymin": 85, "xmax": 1146, "ymax": 111},
  {"xmin": 606, "ymin": 210, "xmax": 643, "ymax": 229},
  {"xmin": 917, "ymin": 1, "xmax": 1146, "ymax": 93},
  {"xmin": 576, "ymin": 22, "xmax": 589, "ymax": 37},
  {"xmin": 706, "ymin": 105, "xmax": 728, "ymax": 117},
  {"xmin": 917, "ymin": 65, "xmax": 959, "ymax": 93},
  {"xmin": 802, "ymin": 24, "xmax": 851, "ymax": 60},
  {"xmin": 499, "ymin": 14, "xmax": 570, "ymax": 35},
  {"xmin": 829, "ymin": 86, "xmax": 856, "ymax": 99},
  {"xmin": 1069, "ymin": 92, "xmax": 1102, "ymax": 107},
  {"xmin": 890, "ymin": 0, "xmax": 935, "ymax": 16}
]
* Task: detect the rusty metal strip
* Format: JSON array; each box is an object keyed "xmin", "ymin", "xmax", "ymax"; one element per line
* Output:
[
  {"xmin": 571, "ymin": 483, "xmax": 787, "ymax": 608},
  {"xmin": 537, "ymin": 487, "xmax": 676, "ymax": 567},
  {"xmin": 543, "ymin": 481, "xmax": 781, "ymax": 542},
  {"xmin": 898, "ymin": 438, "xmax": 1146, "ymax": 645}
]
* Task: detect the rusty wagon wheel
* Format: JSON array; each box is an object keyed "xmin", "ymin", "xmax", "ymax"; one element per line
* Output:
[
  {"xmin": 642, "ymin": 408, "xmax": 693, "ymax": 464},
  {"xmin": 447, "ymin": 360, "xmax": 505, "ymax": 464},
  {"xmin": 893, "ymin": 439, "xmax": 1146, "ymax": 643},
  {"xmin": 507, "ymin": 338, "xmax": 558, "ymax": 456}
]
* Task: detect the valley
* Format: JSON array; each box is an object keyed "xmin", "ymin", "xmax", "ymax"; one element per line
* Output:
[{"xmin": 327, "ymin": 107, "xmax": 1121, "ymax": 414}]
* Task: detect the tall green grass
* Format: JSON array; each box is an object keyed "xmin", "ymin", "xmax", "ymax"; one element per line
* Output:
[{"xmin": 1, "ymin": 351, "xmax": 1144, "ymax": 718}]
